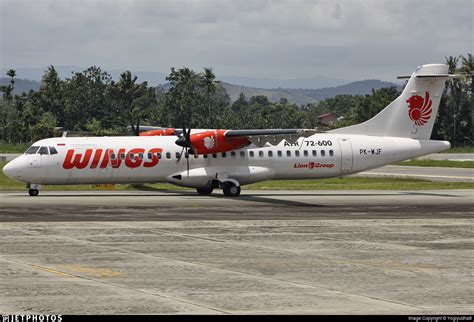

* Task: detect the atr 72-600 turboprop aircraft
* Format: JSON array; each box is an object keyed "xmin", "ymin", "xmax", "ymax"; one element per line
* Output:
[{"xmin": 3, "ymin": 64, "xmax": 452, "ymax": 197}]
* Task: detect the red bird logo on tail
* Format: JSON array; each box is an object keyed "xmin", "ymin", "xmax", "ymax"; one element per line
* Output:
[{"xmin": 406, "ymin": 91, "xmax": 432, "ymax": 126}]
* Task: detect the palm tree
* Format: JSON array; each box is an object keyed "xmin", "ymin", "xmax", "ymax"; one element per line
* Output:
[
  {"xmin": 445, "ymin": 56, "xmax": 461, "ymax": 143},
  {"xmin": 0, "ymin": 69, "xmax": 16, "ymax": 100},
  {"xmin": 459, "ymin": 54, "xmax": 473, "ymax": 138},
  {"xmin": 116, "ymin": 71, "xmax": 144, "ymax": 135},
  {"xmin": 200, "ymin": 67, "xmax": 218, "ymax": 128}
]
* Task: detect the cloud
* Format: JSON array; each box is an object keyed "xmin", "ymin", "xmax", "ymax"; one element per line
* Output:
[{"xmin": 0, "ymin": 0, "xmax": 472, "ymax": 80}]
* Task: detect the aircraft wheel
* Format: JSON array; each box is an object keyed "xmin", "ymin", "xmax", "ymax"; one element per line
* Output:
[
  {"xmin": 196, "ymin": 187, "xmax": 213, "ymax": 195},
  {"xmin": 28, "ymin": 189, "xmax": 39, "ymax": 197},
  {"xmin": 222, "ymin": 182, "xmax": 241, "ymax": 197}
]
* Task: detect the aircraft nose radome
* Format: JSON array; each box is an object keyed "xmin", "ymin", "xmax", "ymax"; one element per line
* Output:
[
  {"xmin": 2, "ymin": 161, "xmax": 14, "ymax": 178},
  {"xmin": 2, "ymin": 158, "xmax": 24, "ymax": 180}
]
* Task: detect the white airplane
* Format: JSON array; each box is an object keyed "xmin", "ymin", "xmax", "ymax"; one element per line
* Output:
[{"xmin": 3, "ymin": 64, "xmax": 451, "ymax": 197}]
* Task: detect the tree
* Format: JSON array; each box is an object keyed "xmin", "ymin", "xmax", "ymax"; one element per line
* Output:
[
  {"xmin": 0, "ymin": 69, "xmax": 16, "ymax": 100},
  {"xmin": 39, "ymin": 65, "xmax": 64, "ymax": 126},
  {"xmin": 114, "ymin": 71, "xmax": 149, "ymax": 135},
  {"xmin": 165, "ymin": 67, "xmax": 201, "ymax": 127},
  {"xmin": 459, "ymin": 53, "xmax": 473, "ymax": 141},
  {"xmin": 200, "ymin": 67, "xmax": 218, "ymax": 128},
  {"xmin": 62, "ymin": 66, "xmax": 114, "ymax": 131}
]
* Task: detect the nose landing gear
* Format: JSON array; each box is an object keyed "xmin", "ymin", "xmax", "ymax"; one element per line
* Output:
[{"xmin": 27, "ymin": 183, "xmax": 40, "ymax": 196}]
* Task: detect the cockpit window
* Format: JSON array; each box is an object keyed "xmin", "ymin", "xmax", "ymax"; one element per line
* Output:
[
  {"xmin": 38, "ymin": 146, "xmax": 49, "ymax": 155},
  {"xmin": 25, "ymin": 146, "xmax": 40, "ymax": 154},
  {"xmin": 49, "ymin": 146, "xmax": 58, "ymax": 155}
]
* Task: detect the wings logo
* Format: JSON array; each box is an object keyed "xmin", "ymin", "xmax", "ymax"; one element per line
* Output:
[
  {"xmin": 203, "ymin": 136, "xmax": 215, "ymax": 149},
  {"xmin": 406, "ymin": 91, "xmax": 432, "ymax": 126}
]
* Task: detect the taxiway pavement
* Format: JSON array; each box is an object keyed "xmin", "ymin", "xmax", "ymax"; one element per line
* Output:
[{"xmin": 0, "ymin": 190, "xmax": 473, "ymax": 314}]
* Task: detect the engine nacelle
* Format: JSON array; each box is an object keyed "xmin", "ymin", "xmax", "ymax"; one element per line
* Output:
[{"xmin": 189, "ymin": 130, "xmax": 249, "ymax": 155}]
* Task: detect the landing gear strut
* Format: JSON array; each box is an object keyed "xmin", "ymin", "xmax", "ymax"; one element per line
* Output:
[{"xmin": 222, "ymin": 181, "xmax": 241, "ymax": 197}]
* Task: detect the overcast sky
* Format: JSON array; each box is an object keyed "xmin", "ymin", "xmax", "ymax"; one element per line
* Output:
[{"xmin": 1, "ymin": 0, "xmax": 472, "ymax": 81}]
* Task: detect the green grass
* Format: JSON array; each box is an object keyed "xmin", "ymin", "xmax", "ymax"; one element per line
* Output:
[
  {"xmin": 245, "ymin": 177, "xmax": 474, "ymax": 190},
  {"xmin": 445, "ymin": 146, "xmax": 474, "ymax": 153},
  {"xmin": 0, "ymin": 142, "xmax": 30, "ymax": 153},
  {"xmin": 396, "ymin": 159, "xmax": 474, "ymax": 168},
  {"xmin": 1, "ymin": 161, "xmax": 473, "ymax": 191}
]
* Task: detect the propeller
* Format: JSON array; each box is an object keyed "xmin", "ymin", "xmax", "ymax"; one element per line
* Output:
[{"xmin": 175, "ymin": 122, "xmax": 193, "ymax": 176}]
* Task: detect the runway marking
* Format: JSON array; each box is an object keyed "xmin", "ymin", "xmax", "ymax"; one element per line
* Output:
[
  {"xmin": 0, "ymin": 256, "xmax": 230, "ymax": 314},
  {"xmin": 57, "ymin": 264, "xmax": 124, "ymax": 278},
  {"xmin": 34, "ymin": 223, "xmax": 422, "ymax": 310}
]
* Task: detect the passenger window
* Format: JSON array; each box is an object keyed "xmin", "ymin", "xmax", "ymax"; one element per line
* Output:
[
  {"xmin": 222, "ymin": 152, "xmax": 227, "ymax": 158},
  {"xmin": 203, "ymin": 154, "xmax": 208, "ymax": 158},
  {"xmin": 147, "ymin": 152, "xmax": 152, "ymax": 159},
  {"xmin": 38, "ymin": 146, "xmax": 49, "ymax": 155},
  {"xmin": 157, "ymin": 152, "xmax": 162, "ymax": 159},
  {"xmin": 166, "ymin": 152, "xmax": 171, "ymax": 159},
  {"xmin": 194, "ymin": 154, "xmax": 198, "ymax": 158},
  {"xmin": 212, "ymin": 153, "xmax": 217, "ymax": 158},
  {"xmin": 277, "ymin": 151, "xmax": 282, "ymax": 157},
  {"xmin": 49, "ymin": 146, "xmax": 58, "ymax": 155},
  {"xmin": 111, "ymin": 153, "xmax": 116, "ymax": 160},
  {"xmin": 25, "ymin": 146, "xmax": 40, "ymax": 154},
  {"xmin": 138, "ymin": 153, "xmax": 143, "ymax": 160},
  {"xmin": 249, "ymin": 151, "xmax": 255, "ymax": 157},
  {"xmin": 240, "ymin": 151, "xmax": 245, "ymax": 158},
  {"xmin": 130, "ymin": 153, "xmax": 135, "ymax": 160},
  {"xmin": 268, "ymin": 151, "xmax": 273, "ymax": 157},
  {"xmin": 231, "ymin": 151, "xmax": 236, "ymax": 158},
  {"xmin": 321, "ymin": 150, "xmax": 326, "ymax": 157},
  {"xmin": 175, "ymin": 152, "xmax": 181, "ymax": 159},
  {"xmin": 120, "ymin": 153, "xmax": 125, "ymax": 160},
  {"xmin": 295, "ymin": 150, "xmax": 300, "ymax": 157},
  {"xmin": 259, "ymin": 151, "xmax": 264, "ymax": 157},
  {"xmin": 312, "ymin": 150, "xmax": 317, "ymax": 157},
  {"xmin": 303, "ymin": 150, "xmax": 308, "ymax": 157},
  {"xmin": 329, "ymin": 150, "xmax": 334, "ymax": 157},
  {"xmin": 286, "ymin": 151, "xmax": 291, "ymax": 157}
]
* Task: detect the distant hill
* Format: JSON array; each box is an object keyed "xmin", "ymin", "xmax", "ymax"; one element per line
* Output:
[
  {"xmin": 0, "ymin": 77, "xmax": 401, "ymax": 105},
  {"xmin": 0, "ymin": 78, "xmax": 40, "ymax": 95},
  {"xmin": 219, "ymin": 74, "xmax": 351, "ymax": 89},
  {"xmin": 222, "ymin": 80, "xmax": 401, "ymax": 105},
  {"xmin": 221, "ymin": 82, "xmax": 318, "ymax": 105}
]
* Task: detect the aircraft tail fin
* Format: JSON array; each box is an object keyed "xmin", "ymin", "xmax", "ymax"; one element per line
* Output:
[{"xmin": 330, "ymin": 64, "xmax": 449, "ymax": 139}]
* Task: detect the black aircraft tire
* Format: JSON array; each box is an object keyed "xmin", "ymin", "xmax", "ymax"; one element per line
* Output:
[
  {"xmin": 196, "ymin": 187, "xmax": 213, "ymax": 195},
  {"xmin": 28, "ymin": 189, "xmax": 39, "ymax": 197},
  {"xmin": 223, "ymin": 182, "xmax": 241, "ymax": 197}
]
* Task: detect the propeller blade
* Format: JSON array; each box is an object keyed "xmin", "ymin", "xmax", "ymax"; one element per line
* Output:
[{"xmin": 176, "ymin": 146, "xmax": 185, "ymax": 162}]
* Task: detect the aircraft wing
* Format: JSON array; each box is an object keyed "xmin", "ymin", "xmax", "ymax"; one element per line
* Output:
[{"xmin": 225, "ymin": 129, "xmax": 321, "ymax": 147}]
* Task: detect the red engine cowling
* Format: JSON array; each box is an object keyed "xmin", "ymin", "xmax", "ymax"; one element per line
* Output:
[
  {"xmin": 140, "ymin": 128, "xmax": 177, "ymax": 136},
  {"xmin": 190, "ymin": 130, "xmax": 249, "ymax": 155}
]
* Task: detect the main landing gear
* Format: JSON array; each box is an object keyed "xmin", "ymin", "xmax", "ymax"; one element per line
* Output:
[
  {"xmin": 222, "ymin": 181, "xmax": 241, "ymax": 197},
  {"xmin": 196, "ymin": 187, "xmax": 213, "ymax": 195},
  {"xmin": 195, "ymin": 179, "xmax": 241, "ymax": 197}
]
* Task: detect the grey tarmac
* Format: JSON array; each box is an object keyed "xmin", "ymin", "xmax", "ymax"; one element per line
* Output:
[{"xmin": 0, "ymin": 190, "xmax": 473, "ymax": 314}]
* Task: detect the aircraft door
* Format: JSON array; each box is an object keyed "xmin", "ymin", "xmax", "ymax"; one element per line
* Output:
[{"xmin": 339, "ymin": 138, "xmax": 353, "ymax": 172}]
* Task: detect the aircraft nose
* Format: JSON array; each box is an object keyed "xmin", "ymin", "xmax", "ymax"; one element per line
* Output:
[{"xmin": 2, "ymin": 158, "xmax": 24, "ymax": 179}]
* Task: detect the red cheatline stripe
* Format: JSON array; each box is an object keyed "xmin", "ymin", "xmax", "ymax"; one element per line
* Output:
[{"xmin": 57, "ymin": 143, "xmax": 65, "ymax": 146}]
